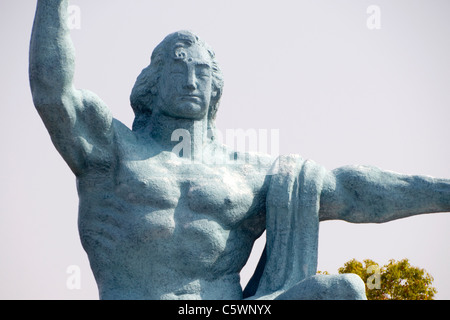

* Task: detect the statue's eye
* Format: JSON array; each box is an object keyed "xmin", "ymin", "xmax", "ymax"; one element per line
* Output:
[{"xmin": 196, "ymin": 65, "xmax": 211, "ymax": 78}]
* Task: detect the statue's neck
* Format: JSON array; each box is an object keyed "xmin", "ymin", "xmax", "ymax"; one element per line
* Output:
[{"xmin": 145, "ymin": 112, "xmax": 210, "ymax": 161}]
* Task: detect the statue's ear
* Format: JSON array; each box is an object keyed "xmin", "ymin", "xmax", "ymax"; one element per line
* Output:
[{"xmin": 211, "ymin": 90, "xmax": 218, "ymax": 98}]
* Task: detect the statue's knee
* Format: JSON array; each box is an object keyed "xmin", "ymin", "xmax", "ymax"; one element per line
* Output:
[
  {"xmin": 335, "ymin": 274, "xmax": 367, "ymax": 300},
  {"xmin": 275, "ymin": 274, "xmax": 367, "ymax": 300}
]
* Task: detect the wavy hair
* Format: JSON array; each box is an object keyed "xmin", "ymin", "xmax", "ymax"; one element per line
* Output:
[{"xmin": 130, "ymin": 31, "xmax": 224, "ymax": 137}]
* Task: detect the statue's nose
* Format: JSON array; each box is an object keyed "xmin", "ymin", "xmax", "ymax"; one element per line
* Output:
[{"xmin": 183, "ymin": 70, "xmax": 197, "ymax": 91}]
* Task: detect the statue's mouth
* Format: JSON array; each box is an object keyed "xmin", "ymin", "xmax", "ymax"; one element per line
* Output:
[{"xmin": 180, "ymin": 95, "xmax": 202, "ymax": 102}]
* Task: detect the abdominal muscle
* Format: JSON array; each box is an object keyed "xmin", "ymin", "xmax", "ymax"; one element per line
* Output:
[{"xmin": 78, "ymin": 189, "xmax": 255, "ymax": 300}]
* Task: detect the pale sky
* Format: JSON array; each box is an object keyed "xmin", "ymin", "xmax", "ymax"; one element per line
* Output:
[{"xmin": 1, "ymin": 0, "xmax": 449, "ymax": 299}]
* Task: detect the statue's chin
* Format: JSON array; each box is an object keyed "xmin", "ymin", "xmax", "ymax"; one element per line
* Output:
[{"xmin": 162, "ymin": 102, "xmax": 207, "ymax": 120}]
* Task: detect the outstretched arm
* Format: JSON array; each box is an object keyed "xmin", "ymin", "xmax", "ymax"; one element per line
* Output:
[
  {"xmin": 319, "ymin": 165, "xmax": 450, "ymax": 223},
  {"xmin": 30, "ymin": 0, "xmax": 113, "ymax": 176}
]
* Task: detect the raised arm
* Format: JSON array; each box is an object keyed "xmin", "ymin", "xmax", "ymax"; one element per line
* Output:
[
  {"xmin": 319, "ymin": 165, "xmax": 450, "ymax": 223},
  {"xmin": 29, "ymin": 0, "xmax": 113, "ymax": 176}
]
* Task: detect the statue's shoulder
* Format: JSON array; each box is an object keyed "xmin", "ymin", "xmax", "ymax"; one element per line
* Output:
[
  {"xmin": 210, "ymin": 142, "xmax": 275, "ymax": 173},
  {"xmin": 110, "ymin": 119, "xmax": 166, "ymax": 161},
  {"xmin": 111, "ymin": 118, "xmax": 133, "ymax": 135},
  {"xmin": 111, "ymin": 118, "xmax": 141, "ymax": 145}
]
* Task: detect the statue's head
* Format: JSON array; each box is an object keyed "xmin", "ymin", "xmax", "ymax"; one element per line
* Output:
[{"xmin": 130, "ymin": 30, "xmax": 224, "ymax": 135}]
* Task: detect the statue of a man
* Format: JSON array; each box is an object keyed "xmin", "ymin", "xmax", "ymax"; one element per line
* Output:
[{"xmin": 29, "ymin": 0, "xmax": 450, "ymax": 300}]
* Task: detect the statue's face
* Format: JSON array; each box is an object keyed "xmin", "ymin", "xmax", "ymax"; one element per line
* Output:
[{"xmin": 156, "ymin": 44, "xmax": 213, "ymax": 120}]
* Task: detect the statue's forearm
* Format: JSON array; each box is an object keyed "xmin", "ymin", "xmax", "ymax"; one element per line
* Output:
[
  {"xmin": 29, "ymin": 0, "xmax": 75, "ymax": 104},
  {"xmin": 320, "ymin": 165, "xmax": 450, "ymax": 223},
  {"xmin": 384, "ymin": 173, "xmax": 450, "ymax": 219},
  {"xmin": 434, "ymin": 177, "xmax": 450, "ymax": 213}
]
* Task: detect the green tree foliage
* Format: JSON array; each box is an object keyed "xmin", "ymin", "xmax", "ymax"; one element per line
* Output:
[{"xmin": 336, "ymin": 258, "xmax": 437, "ymax": 300}]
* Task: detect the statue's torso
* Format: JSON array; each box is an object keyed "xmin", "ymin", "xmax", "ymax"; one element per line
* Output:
[{"xmin": 76, "ymin": 122, "xmax": 270, "ymax": 299}]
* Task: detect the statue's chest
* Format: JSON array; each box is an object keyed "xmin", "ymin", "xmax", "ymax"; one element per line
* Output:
[{"xmin": 114, "ymin": 152, "xmax": 255, "ymax": 228}]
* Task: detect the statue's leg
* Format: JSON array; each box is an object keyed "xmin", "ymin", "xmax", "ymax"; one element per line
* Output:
[{"xmin": 275, "ymin": 274, "xmax": 367, "ymax": 300}]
